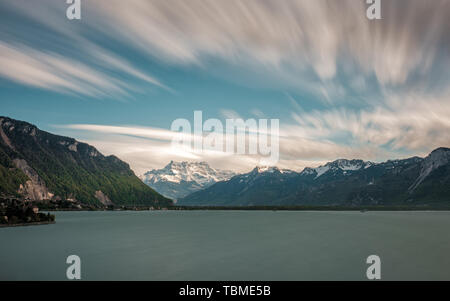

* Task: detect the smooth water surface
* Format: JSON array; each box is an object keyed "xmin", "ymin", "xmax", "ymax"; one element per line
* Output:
[{"xmin": 1, "ymin": 210, "xmax": 450, "ymax": 280}]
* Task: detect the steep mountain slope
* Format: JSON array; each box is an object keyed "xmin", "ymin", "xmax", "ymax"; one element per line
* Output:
[
  {"xmin": 140, "ymin": 161, "xmax": 236, "ymax": 200},
  {"xmin": 407, "ymin": 148, "xmax": 450, "ymax": 202},
  {"xmin": 178, "ymin": 167, "xmax": 298, "ymax": 206},
  {"xmin": 0, "ymin": 117, "xmax": 172, "ymax": 207},
  {"xmin": 179, "ymin": 149, "xmax": 450, "ymax": 206}
]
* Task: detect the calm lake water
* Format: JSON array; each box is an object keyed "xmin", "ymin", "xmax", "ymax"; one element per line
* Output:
[{"xmin": 1, "ymin": 210, "xmax": 450, "ymax": 280}]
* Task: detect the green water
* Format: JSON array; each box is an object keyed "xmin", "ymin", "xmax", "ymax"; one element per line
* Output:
[{"xmin": 1, "ymin": 210, "xmax": 450, "ymax": 280}]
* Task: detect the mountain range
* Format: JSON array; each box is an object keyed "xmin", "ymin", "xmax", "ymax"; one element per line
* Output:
[
  {"xmin": 1, "ymin": 116, "xmax": 449, "ymax": 209},
  {"xmin": 140, "ymin": 161, "xmax": 236, "ymax": 201},
  {"xmin": 0, "ymin": 117, "xmax": 172, "ymax": 207},
  {"xmin": 179, "ymin": 148, "xmax": 450, "ymax": 206}
]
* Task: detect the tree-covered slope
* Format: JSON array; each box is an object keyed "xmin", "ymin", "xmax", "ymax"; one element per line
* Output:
[
  {"xmin": 0, "ymin": 146, "xmax": 28, "ymax": 197},
  {"xmin": 0, "ymin": 117, "xmax": 172, "ymax": 207}
]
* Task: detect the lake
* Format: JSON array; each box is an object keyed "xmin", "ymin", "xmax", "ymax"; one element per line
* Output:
[{"xmin": 1, "ymin": 210, "xmax": 450, "ymax": 280}]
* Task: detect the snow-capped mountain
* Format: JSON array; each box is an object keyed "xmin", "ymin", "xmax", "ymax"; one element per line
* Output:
[
  {"xmin": 301, "ymin": 159, "xmax": 374, "ymax": 179},
  {"xmin": 179, "ymin": 165, "xmax": 299, "ymax": 206},
  {"xmin": 252, "ymin": 166, "xmax": 295, "ymax": 175},
  {"xmin": 180, "ymin": 148, "xmax": 450, "ymax": 206},
  {"xmin": 140, "ymin": 161, "xmax": 236, "ymax": 201}
]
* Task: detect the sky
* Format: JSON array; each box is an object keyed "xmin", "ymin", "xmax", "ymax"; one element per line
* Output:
[{"xmin": 1, "ymin": 0, "xmax": 449, "ymax": 174}]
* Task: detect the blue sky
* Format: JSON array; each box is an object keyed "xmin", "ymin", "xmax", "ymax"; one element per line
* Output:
[{"xmin": 1, "ymin": 0, "xmax": 449, "ymax": 174}]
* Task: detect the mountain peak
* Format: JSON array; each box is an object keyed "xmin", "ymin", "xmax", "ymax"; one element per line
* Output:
[
  {"xmin": 141, "ymin": 161, "xmax": 237, "ymax": 200},
  {"xmin": 147, "ymin": 161, "xmax": 235, "ymax": 184},
  {"xmin": 326, "ymin": 159, "xmax": 372, "ymax": 170},
  {"xmin": 408, "ymin": 148, "xmax": 450, "ymax": 191},
  {"xmin": 180, "ymin": 147, "xmax": 450, "ymax": 206},
  {"xmin": 430, "ymin": 147, "xmax": 450, "ymax": 155},
  {"xmin": 308, "ymin": 159, "xmax": 373, "ymax": 179},
  {"xmin": 252, "ymin": 166, "xmax": 279, "ymax": 173},
  {"xmin": 0, "ymin": 116, "xmax": 171, "ymax": 206},
  {"xmin": 251, "ymin": 166, "xmax": 296, "ymax": 175},
  {"xmin": 425, "ymin": 147, "xmax": 450, "ymax": 166}
]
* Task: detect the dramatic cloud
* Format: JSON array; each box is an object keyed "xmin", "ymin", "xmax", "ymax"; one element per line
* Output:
[
  {"xmin": 0, "ymin": 1, "xmax": 169, "ymax": 97},
  {"xmin": 2, "ymin": 0, "xmax": 449, "ymax": 171},
  {"xmin": 86, "ymin": 0, "xmax": 450, "ymax": 90},
  {"xmin": 2, "ymin": 0, "xmax": 449, "ymax": 98},
  {"xmin": 288, "ymin": 91, "xmax": 450, "ymax": 158},
  {"xmin": 58, "ymin": 120, "xmax": 390, "ymax": 174},
  {"xmin": 0, "ymin": 42, "xmax": 128, "ymax": 97},
  {"xmin": 0, "ymin": 40, "xmax": 168, "ymax": 98},
  {"xmin": 58, "ymin": 123, "xmax": 266, "ymax": 174}
]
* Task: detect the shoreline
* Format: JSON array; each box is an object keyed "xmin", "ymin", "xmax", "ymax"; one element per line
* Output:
[
  {"xmin": 0, "ymin": 221, "xmax": 55, "ymax": 228},
  {"xmin": 42, "ymin": 206, "xmax": 450, "ymax": 212},
  {"xmin": 170, "ymin": 206, "xmax": 450, "ymax": 211}
]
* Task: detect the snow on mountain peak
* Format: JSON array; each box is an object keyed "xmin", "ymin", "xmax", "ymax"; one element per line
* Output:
[
  {"xmin": 140, "ymin": 161, "xmax": 237, "ymax": 201},
  {"xmin": 314, "ymin": 165, "xmax": 330, "ymax": 178},
  {"xmin": 329, "ymin": 159, "xmax": 368, "ymax": 170},
  {"xmin": 302, "ymin": 159, "xmax": 373, "ymax": 179},
  {"xmin": 141, "ymin": 161, "xmax": 236, "ymax": 185},
  {"xmin": 253, "ymin": 166, "xmax": 277, "ymax": 173},
  {"xmin": 252, "ymin": 166, "xmax": 294, "ymax": 174}
]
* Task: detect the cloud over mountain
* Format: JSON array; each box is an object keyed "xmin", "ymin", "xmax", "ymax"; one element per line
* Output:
[{"xmin": 1, "ymin": 1, "xmax": 449, "ymax": 171}]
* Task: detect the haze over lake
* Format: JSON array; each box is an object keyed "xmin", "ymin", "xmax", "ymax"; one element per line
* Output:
[{"xmin": 1, "ymin": 211, "xmax": 450, "ymax": 281}]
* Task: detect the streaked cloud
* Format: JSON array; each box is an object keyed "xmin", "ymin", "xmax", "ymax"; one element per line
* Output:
[
  {"xmin": 86, "ymin": 0, "xmax": 450, "ymax": 91},
  {"xmin": 3, "ymin": 0, "xmax": 449, "ymax": 99},
  {"xmin": 56, "ymin": 119, "xmax": 393, "ymax": 174},
  {"xmin": 0, "ymin": 40, "xmax": 168, "ymax": 98},
  {"xmin": 0, "ymin": 42, "xmax": 127, "ymax": 97},
  {"xmin": 0, "ymin": 1, "xmax": 170, "ymax": 98},
  {"xmin": 2, "ymin": 0, "xmax": 449, "ymax": 171},
  {"xmin": 288, "ymin": 91, "xmax": 450, "ymax": 156}
]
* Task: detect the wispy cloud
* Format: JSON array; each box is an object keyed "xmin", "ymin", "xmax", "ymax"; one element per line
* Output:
[
  {"xmin": 2, "ymin": 0, "xmax": 449, "ymax": 171},
  {"xmin": 56, "ymin": 85, "xmax": 450, "ymax": 173},
  {"xmin": 0, "ymin": 42, "xmax": 128, "ymax": 97},
  {"xmin": 56, "ymin": 117, "xmax": 400, "ymax": 174},
  {"xmin": 58, "ymin": 123, "xmax": 265, "ymax": 174},
  {"xmin": 3, "ymin": 0, "xmax": 449, "ymax": 100},
  {"xmin": 0, "ymin": 1, "xmax": 170, "ymax": 98},
  {"xmin": 0, "ymin": 40, "xmax": 169, "ymax": 98},
  {"xmin": 288, "ymin": 91, "xmax": 450, "ymax": 156},
  {"xmin": 87, "ymin": 0, "xmax": 450, "ymax": 92},
  {"xmin": 220, "ymin": 109, "xmax": 242, "ymax": 120}
]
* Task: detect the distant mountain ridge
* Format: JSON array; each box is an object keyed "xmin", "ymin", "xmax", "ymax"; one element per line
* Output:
[
  {"xmin": 0, "ymin": 116, "xmax": 172, "ymax": 207},
  {"xmin": 179, "ymin": 148, "xmax": 450, "ymax": 206},
  {"xmin": 2, "ymin": 117, "xmax": 448, "ymax": 208},
  {"xmin": 140, "ymin": 161, "xmax": 236, "ymax": 200},
  {"xmin": 300, "ymin": 159, "xmax": 374, "ymax": 179}
]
